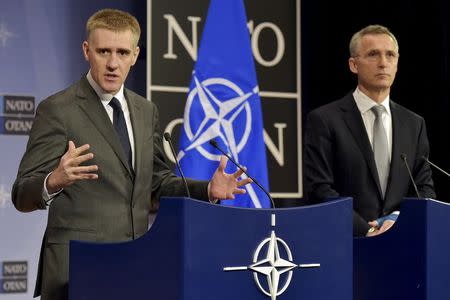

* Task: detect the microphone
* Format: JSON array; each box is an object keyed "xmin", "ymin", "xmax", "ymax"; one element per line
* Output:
[
  {"xmin": 209, "ymin": 139, "xmax": 275, "ymax": 208},
  {"xmin": 400, "ymin": 153, "xmax": 420, "ymax": 198},
  {"xmin": 422, "ymin": 156, "xmax": 450, "ymax": 178},
  {"xmin": 163, "ymin": 132, "xmax": 191, "ymax": 198}
]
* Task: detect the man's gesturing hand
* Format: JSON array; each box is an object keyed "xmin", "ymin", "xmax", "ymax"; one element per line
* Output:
[
  {"xmin": 208, "ymin": 156, "xmax": 253, "ymax": 200},
  {"xmin": 47, "ymin": 141, "xmax": 98, "ymax": 193}
]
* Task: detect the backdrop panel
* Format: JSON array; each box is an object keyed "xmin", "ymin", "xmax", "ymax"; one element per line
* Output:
[
  {"xmin": 147, "ymin": 0, "xmax": 302, "ymax": 201},
  {"xmin": 0, "ymin": 1, "xmax": 145, "ymax": 298}
]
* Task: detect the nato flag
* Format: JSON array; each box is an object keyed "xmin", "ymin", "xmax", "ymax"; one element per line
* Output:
[{"xmin": 177, "ymin": 0, "xmax": 270, "ymax": 208}]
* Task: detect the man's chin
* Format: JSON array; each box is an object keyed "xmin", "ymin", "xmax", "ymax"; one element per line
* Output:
[
  {"xmin": 373, "ymin": 80, "xmax": 394, "ymax": 89},
  {"xmin": 100, "ymin": 82, "xmax": 121, "ymax": 94}
]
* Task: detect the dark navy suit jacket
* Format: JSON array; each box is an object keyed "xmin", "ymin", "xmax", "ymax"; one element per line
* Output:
[{"xmin": 304, "ymin": 93, "xmax": 435, "ymax": 236}]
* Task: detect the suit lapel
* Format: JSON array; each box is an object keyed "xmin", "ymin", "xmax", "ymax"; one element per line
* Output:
[
  {"xmin": 385, "ymin": 101, "xmax": 404, "ymax": 201},
  {"xmin": 340, "ymin": 95, "xmax": 383, "ymax": 198},
  {"xmin": 125, "ymin": 89, "xmax": 144, "ymax": 179},
  {"xmin": 75, "ymin": 78, "xmax": 134, "ymax": 178}
]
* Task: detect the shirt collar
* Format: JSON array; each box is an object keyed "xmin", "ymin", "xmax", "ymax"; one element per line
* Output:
[
  {"xmin": 353, "ymin": 87, "xmax": 391, "ymax": 116},
  {"xmin": 86, "ymin": 70, "xmax": 125, "ymax": 106}
]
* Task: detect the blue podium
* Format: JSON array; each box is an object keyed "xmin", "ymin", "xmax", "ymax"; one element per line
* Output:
[
  {"xmin": 354, "ymin": 198, "xmax": 450, "ymax": 300},
  {"xmin": 69, "ymin": 197, "xmax": 352, "ymax": 300}
]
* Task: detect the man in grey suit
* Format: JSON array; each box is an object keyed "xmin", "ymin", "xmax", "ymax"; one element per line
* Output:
[
  {"xmin": 304, "ymin": 25, "xmax": 435, "ymax": 237},
  {"xmin": 12, "ymin": 9, "xmax": 251, "ymax": 300}
]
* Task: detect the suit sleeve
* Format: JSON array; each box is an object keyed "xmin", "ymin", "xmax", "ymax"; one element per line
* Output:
[
  {"xmin": 304, "ymin": 111, "xmax": 338, "ymax": 202},
  {"xmin": 150, "ymin": 104, "xmax": 209, "ymax": 202},
  {"xmin": 304, "ymin": 110, "xmax": 371, "ymax": 236},
  {"xmin": 413, "ymin": 118, "xmax": 436, "ymax": 198},
  {"xmin": 12, "ymin": 98, "xmax": 68, "ymax": 212}
]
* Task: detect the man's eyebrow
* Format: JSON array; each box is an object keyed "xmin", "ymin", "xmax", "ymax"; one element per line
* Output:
[{"xmin": 117, "ymin": 48, "xmax": 131, "ymax": 53}]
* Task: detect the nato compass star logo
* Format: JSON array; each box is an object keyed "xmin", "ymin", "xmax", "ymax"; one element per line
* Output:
[
  {"xmin": 0, "ymin": 183, "xmax": 11, "ymax": 208},
  {"xmin": 178, "ymin": 73, "xmax": 265, "ymax": 207},
  {"xmin": 224, "ymin": 214, "xmax": 320, "ymax": 300},
  {"xmin": 0, "ymin": 22, "xmax": 14, "ymax": 48},
  {"xmin": 178, "ymin": 73, "xmax": 257, "ymax": 163}
]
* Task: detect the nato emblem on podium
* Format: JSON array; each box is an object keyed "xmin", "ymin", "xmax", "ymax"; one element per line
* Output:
[{"xmin": 223, "ymin": 214, "xmax": 320, "ymax": 299}]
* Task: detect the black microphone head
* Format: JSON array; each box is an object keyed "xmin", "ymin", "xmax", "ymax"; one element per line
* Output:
[
  {"xmin": 163, "ymin": 132, "xmax": 171, "ymax": 142},
  {"xmin": 209, "ymin": 139, "xmax": 218, "ymax": 147},
  {"xmin": 400, "ymin": 153, "xmax": 407, "ymax": 160}
]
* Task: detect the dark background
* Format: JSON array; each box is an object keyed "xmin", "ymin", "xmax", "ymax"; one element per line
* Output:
[
  {"xmin": 301, "ymin": 0, "xmax": 450, "ymax": 202},
  {"xmin": 135, "ymin": 0, "xmax": 450, "ymax": 204}
]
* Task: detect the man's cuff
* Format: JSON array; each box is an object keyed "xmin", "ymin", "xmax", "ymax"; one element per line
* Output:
[
  {"xmin": 42, "ymin": 172, "xmax": 62, "ymax": 205},
  {"xmin": 207, "ymin": 182, "xmax": 219, "ymax": 204}
]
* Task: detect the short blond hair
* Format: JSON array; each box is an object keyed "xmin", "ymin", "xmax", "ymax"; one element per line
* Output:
[
  {"xmin": 86, "ymin": 8, "xmax": 141, "ymax": 48},
  {"xmin": 349, "ymin": 25, "xmax": 399, "ymax": 57}
]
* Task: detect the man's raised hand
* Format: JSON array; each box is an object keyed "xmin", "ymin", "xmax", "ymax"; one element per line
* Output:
[
  {"xmin": 208, "ymin": 156, "xmax": 252, "ymax": 200},
  {"xmin": 47, "ymin": 141, "xmax": 98, "ymax": 193}
]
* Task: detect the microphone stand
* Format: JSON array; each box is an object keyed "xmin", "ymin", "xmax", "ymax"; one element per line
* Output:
[{"xmin": 164, "ymin": 132, "xmax": 191, "ymax": 198}]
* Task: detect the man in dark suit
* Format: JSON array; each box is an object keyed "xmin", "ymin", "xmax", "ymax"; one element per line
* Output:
[
  {"xmin": 12, "ymin": 9, "xmax": 251, "ymax": 300},
  {"xmin": 304, "ymin": 25, "xmax": 435, "ymax": 237}
]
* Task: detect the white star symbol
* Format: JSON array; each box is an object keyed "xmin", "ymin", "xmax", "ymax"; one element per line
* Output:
[
  {"xmin": 0, "ymin": 22, "xmax": 14, "ymax": 48},
  {"xmin": 249, "ymin": 231, "xmax": 298, "ymax": 300},
  {"xmin": 224, "ymin": 230, "xmax": 320, "ymax": 299},
  {"xmin": 179, "ymin": 75, "xmax": 262, "ymax": 207},
  {"xmin": 184, "ymin": 74, "xmax": 255, "ymax": 163},
  {"xmin": 0, "ymin": 184, "xmax": 11, "ymax": 208}
]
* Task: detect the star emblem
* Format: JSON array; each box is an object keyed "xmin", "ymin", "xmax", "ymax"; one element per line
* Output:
[
  {"xmin": 180, "ymin": 74, "xmax": 257, "ymax": 164},
  {"xmin": 223, "ymin": 214, "xmax": 320, "ymax": 299},
  {"xmin": 249, "ymin": 231, "xmax": 298, "ymax": 300},
  {"xmin": 0, "ymin": 23, "xmax": 14, "ymax": 48},
  {"xmin": 179, "ymin": 74, "xmax": 264, "ymax": 207},
  {"xmin": 0, "ymin": 184, "xmax": 11, "ymax": 208}
]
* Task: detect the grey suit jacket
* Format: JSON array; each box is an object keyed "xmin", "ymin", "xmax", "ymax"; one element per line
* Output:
[
  {"xmin": 12, "ymin": 77, "xmax": 209, "ymax": 299},
  {"xmin": 304, "ymin": 93, "xmax": 435, "ymax": 236}
]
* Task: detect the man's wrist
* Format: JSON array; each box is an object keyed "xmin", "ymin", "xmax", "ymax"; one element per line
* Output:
[
  {"xmin": 43, "ymin": 172, "xmax": 62, "ymax": 205},
  {"xmin": 46, "ymin": 172, "xmax": 60, "ymax": 194},
  {"xmin": 207, "ymin": 182, "xmax": 219, "ymax": 204}
]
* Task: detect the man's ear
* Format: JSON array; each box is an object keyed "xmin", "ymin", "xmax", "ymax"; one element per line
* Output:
[
  {"xmin": 131, "ymin": 46, "xmax": 140, "ymax": 66},
  {"xmin": 82, "ymin": 41, "xmax": 89, "ymax": 61},
  {"xmin": 348, "ymin": 57, "xmax": 358, "ymax": 74}
]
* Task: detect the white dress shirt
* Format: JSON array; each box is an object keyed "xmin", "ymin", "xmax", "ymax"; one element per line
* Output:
[
  {"xmin": 353, "ymin": 88, "xmax": 392, "ymax": 162},
  {"xmin": 353, "ymin": 88, "xmax": 399, "ymax": 230},
  {"xmin": 86, "ymin": 71, "xmax": 135, "ymax": 168}
]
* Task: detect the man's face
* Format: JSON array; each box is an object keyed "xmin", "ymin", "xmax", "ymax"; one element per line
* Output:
[
  {"xmin": 82, "ymin": 28, "xmax": 139, "ymax": 94},
  {"xmin": 349, "ymin": 34, "xmax": 399, "ymax": 93}
]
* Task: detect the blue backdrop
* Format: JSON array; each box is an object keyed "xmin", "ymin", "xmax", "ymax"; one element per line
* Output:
[{"xmin": 0, "ymin": 1, "xmax": 145, "ymax": 298}]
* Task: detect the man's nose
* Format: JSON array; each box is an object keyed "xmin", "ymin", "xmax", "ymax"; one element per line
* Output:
[
  {"xmin": 106, "ymin": 53, "xmax": 119, "ymax": 69},
  {"xmin": 377, "ymin": 55, "xmax": 389, "ymax": 67}
]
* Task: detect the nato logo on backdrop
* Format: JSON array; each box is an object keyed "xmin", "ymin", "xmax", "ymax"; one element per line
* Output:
[
  {"xmin": 0, "ymin": 95, "xmax": 35, "ymax": 135},
  {"xmin": 0, "ymin": 261, "xmax": 28, "ymax": 293}
]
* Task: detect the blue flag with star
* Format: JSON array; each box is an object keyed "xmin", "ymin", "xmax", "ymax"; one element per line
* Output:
[{"xmin": 177, "ymin": 0, "xmax": 270, "ymax": 208}]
